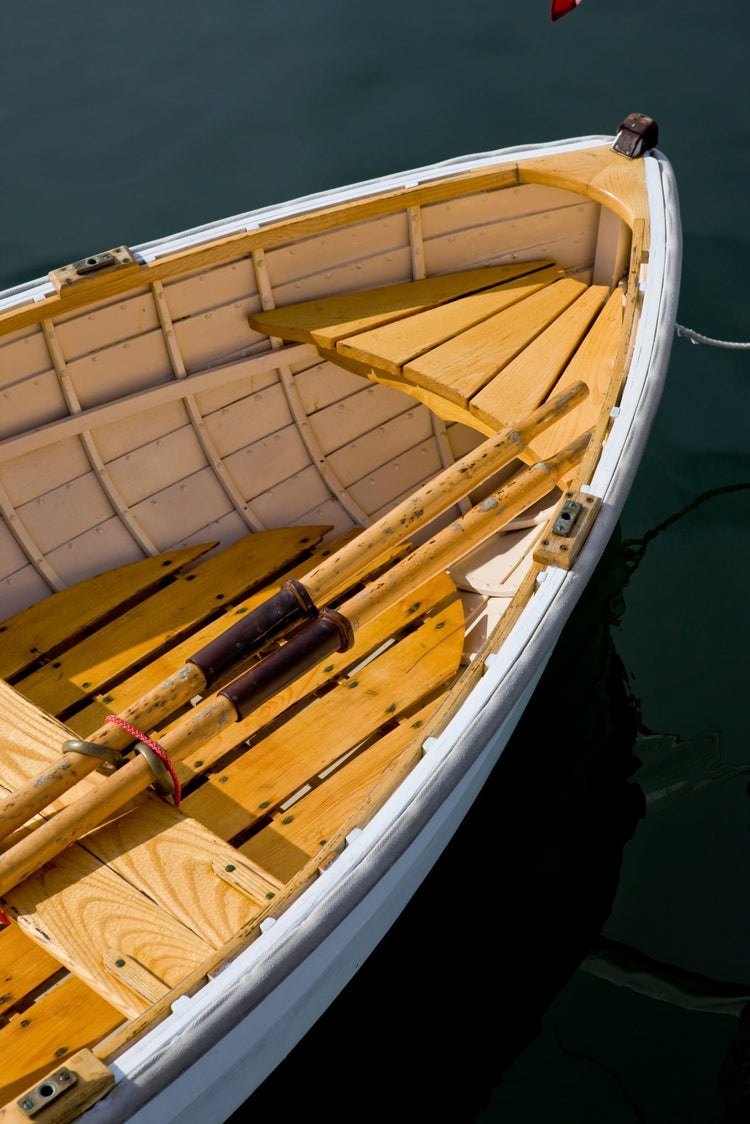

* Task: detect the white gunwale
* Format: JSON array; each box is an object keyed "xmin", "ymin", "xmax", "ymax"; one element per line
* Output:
[{"xmin": 0, "ymin": 130, "xmax": 681, "ymax": 1123}]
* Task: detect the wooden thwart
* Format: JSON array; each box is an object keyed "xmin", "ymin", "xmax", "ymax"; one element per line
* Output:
[{"xmin": 247, "ymin": 260, "xmax": 553, "ymax": 350}]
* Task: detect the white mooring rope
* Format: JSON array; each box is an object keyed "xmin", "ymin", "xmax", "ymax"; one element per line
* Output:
[{"xmin": 675, "ymin": 324, "xmax": 750, "ymax": 350}]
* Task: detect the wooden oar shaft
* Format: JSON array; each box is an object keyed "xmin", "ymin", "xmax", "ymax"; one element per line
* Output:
[
  {"xmin": 0, "ymin": 695, "xmax": 235, "ymax": 898},
  {"xmin": 0, "ymin": 433, "xmax": 590, "ymax": 899},
  {"xmin": 301, "ymin": 380, "xmax": 588, "ymax": 602},
  {"xmin": 0, "ymin": 663, "xmax": 207, "ymax": 845},
  {"xmin": 0, "ymin": 383, "xmax": 586, "ymax": 847},
  {"xmin": 340, "ymin": 429, "xmax": 592, "ymax": 633}
]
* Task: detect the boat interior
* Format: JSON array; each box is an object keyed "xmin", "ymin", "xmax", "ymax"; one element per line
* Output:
[{"xmin": 0, "ymin": 142, "xmax": 650, "ymax": 1110}]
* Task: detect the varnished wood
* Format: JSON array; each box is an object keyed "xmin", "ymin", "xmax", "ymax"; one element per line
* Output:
[
  {"xmin": 240, "ymin": 698, "xmax": 442, "ymax": 881},
  {"xmin": 470, "ymin": 284, "xmax": 609, "ymax": 429},
  {"xmin": 336, "ymin": 264, "xmax": 563, "ymax": 378},
  {"xmin": 524, "ymin": 288, "xmax": 623, "ymax": 465},
  {"xmin": 0, "ymin": 528, "xmax": 329, "ymax": 846},
  {"xmin": 403, "ymin": 276, "xmax": 586, "ymax": 406},
  {"xmin": 182, "ymin": 598, "xmax": 464, "ymax": 840},
  {"xmin": 0, "ymin": 544, "xmax": 213, "ymax": 681},
  {"xmin": 0, "ymin": 924, "xmax": 61, "ymax": 1017},
  {"xmin": 248, "ymin": 263, "xmax": 551, "ymax": 349},
  {"xmin": 16, "ymin": 526, "xmax": 329, "ymax": 717},
  {"xmin": 0, "ymin": 1046, "xmax": 115, "ymax": 1122}
]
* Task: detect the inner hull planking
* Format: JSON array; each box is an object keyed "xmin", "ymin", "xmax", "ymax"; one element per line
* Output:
[{"xmin": 0, "ymin": 129, "xmax": 680, "ymax": 1122}]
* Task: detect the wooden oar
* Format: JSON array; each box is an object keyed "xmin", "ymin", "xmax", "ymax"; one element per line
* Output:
[
  {"xmin": 0, "ymin": 429, "xmax": 590, "ymax": 898},
  {"xmin": 0, "ymin": 382, "xmax": 587, "ymax": 846}
]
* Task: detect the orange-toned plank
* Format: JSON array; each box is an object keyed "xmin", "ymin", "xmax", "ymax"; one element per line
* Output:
[
  {"xmin": 174, "ymin": 570, "xmax": 459, "ymax": 785},
  {"xmin": 66, "ymin": 530, "xmax": 362, "ymax": 738},
  {"xmin": 518, "ymin": 143, "xmax": 649, "ymax": 230},
  {"xmin": 15, "ymin": 526, "xmax": 329, "ymax": 716},
  {"xmin": 336, "ymin": 265, "xmax": 563, "ymax": 378},
  {"xmin": 0, "ymin": 544, "xmax": 213, "ymax": 681},
  {"xmin": 404, "ymin": 277, "xmax": 586, "ymax": 407},
  {"xmin": 5, "ymin": 844, "xmax": 215, "ymax": 1018},
  {"xmin": 248, "ymin": 262, "xmax": 552, "ymax": 351},
  {"xmin": 0, "ymin": 975, "xmax": 122, "ymax": 1104},
  {"xmin": 0, "ymin": 924, "xmax": 61, "ymax": 1017},
  {"xmin": 470, "ymin": 284, "xmax": 609, "ymax": 429},
  {"xmin": 182, "ymin": 597, "xmax": 464, "ymax": 841},
  {"xmin": 239, "ymin": 698, "xmax": 443, "ymax": 881},
  {"xmin": 525, "ymin": 287, "xmax": 623, "ymax": 464}
]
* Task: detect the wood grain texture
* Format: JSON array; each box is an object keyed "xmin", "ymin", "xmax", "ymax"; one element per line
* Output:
[
  {"xmin": 0, "ymin": 924, "xmax": 61, "ymax": 1017},
  {"xmin": 248, "ymin": 262, "xmax": 551, "ymax": 350},
  {"xmin": 0, "ymin": 544, "xmax": 213, "ymax": 681},
  {"xmin": 239, "ymin": 698, "xmax": 443, "ymax": 881},
  {"xmin": 517, "ymin": 143, "xmax": 650, "ymax": 230},
  {"xmin": 525, "ymin": 288, "xmax": 623, "ymax": 464},
  {"xmin": 469, "ymin": 284, "xmax": 609, "ymax": 429},
  {"xmin": 15, "ymin": 526, "xmax": 328, "ymax": 716},
  {"xmin": 404, "ymin": 276, "xmax": 585, "ymax": 406},
  {"xmin": 65, "ymin": 531, "xmax": 360, "ymax": 738},
  {"xmin": 174, "ymin": 570, "xmax": 459, "ymax": 784},
  {"xmin": 3, "ymin": 843, "xmax": 214, "ymax": 1017},
  {"xmin": 336, "ymin": 264, "xmax": 562, "ymax": 378},
  {"xmin": 0, "ymin": 1045, "xmax": 115, "ymax": 1121},
  {"xmin": 182, "ymin": 596, "xmax": 464, "ymax": 840}
]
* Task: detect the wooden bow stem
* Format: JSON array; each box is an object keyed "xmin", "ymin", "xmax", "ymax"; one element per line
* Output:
[
  {"xmin": 0, "ymin": 428, "xmax": 590, "ymax": 900},
  {"xmin": 0, "ymin": 383, "xmax": 587, "ymax": 846}
]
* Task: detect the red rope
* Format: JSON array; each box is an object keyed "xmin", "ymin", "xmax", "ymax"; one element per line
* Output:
[
  {"xmin": 105, "ymin": 716, "xmax": 181, "ymax": 806},
  {"xmin": 0, "ymin": 909, "xmax": 10, "ymax": 926}
]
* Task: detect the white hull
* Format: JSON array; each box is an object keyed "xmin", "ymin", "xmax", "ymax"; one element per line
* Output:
[{"xmin": 0, "ymin": 129, "xmax": 681, "ymax": 1121}]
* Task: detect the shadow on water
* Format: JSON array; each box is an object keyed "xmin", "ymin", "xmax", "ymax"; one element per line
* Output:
[{"xmin": 230, "ymin": 525, "xmax": 648, "ymax": 1122}]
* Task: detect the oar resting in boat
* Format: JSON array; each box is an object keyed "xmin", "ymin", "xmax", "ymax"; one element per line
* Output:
[
  {"xmin": 0, "ymin": 381, "xmax": 587, "ymax": 845},
  {"xmin": 0, "ymin": 427, "xmax": 590, "ymax": 899}
]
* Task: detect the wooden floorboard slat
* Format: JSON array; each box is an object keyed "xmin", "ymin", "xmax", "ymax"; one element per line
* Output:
[
  {"xmin": 0, "ymin": 975, "xmax": 123, "ymax": 1103},
  {"xmin": 524, "ymin": 287, "xmax": 624, "ymax": 464},
  {"xmin": 403, "ymin": 276, "xmax": 586, "ymax": 406},
  {"xmin": 0, "ymin": 544, "xmax": 213, "ymax": 681},
  {"xmin": 14, "ymin": 526, "xmax": 329, "ymax": 717},
  {"xmin": 182, "ymin": 596, "xmax": 464, "ymax": 841},
  {"xmin": 239, "ymin": 697, "xmax": 444, "ymax": 881}
]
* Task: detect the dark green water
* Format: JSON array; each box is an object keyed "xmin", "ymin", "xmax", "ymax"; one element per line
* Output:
[{"xmin": 3, "ymin": 2, "xmax": 749, "ymax": 1119}]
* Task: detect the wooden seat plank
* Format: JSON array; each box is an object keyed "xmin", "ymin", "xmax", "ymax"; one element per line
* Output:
[
  {"xmin": 246, "ymin": 262, "xmax": 551, "ymax": 351},
  {"xmin": 0, "ymin": 924, "xmax": 62, "ymax": 1018},
  {"xmin": 524, "ymin": 287, "xmax": 623, "ymax": 464},
  {"xmin": 470, "ymin": 283, "xmax": 609, "ymax": 429},
  {"xmin": 15, "ymin": 526, "xmax": 329, "ymax": 717},
  {"xmin": 239, "ymin": 698, "xmax": 443, "ymax": 882},
  {"xmin": 404, "ymin": 277, "xmax": 586, "ymax": 407},
  {"xmin": 335, "ymin": 264, "xmax": 564, "ymax": 379},
  {"xmin": 182, "ymin": 596, "xmax": 464, "ymax": 841},
  {"xmin": 0, "ymin": 975, "xmax": 123, "ymax": 1103},
  {"xmin": 174, "ymin": 570, "xmax": 460, "ymax": 785},
  {"xmin": 0, "ymin": 543, "xmax": 213, "ymax": 681}
]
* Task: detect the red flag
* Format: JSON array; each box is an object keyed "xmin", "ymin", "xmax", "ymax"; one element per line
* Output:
[{"xmin": 551, "ymin": 0, "xmax": 582, "ymax": 19}]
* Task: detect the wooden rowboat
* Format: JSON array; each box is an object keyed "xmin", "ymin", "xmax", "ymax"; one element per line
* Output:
[{"xmin": 0, "ymin": 116, "xmax": 680, "ymax": 1122}]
